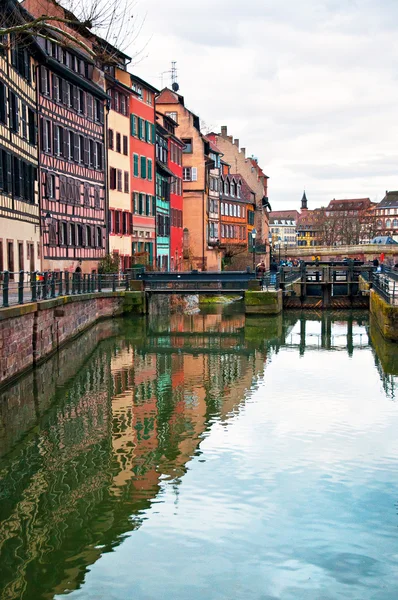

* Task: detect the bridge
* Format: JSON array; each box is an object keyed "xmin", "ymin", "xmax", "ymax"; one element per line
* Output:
[{"xmin": 136, "ymin": 270, "xmax": 259, "ymax": 293}]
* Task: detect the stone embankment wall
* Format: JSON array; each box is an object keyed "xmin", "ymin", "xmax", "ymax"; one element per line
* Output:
[
  {"xmin": 0, "ymin": 291, "xmax": 144, "ymax": 388},
  {"xmin": 369, "ymin": 289, "xmax": 398, "ymax": 342}
]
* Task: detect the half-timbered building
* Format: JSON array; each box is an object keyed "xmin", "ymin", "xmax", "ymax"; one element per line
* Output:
[
  {"xmin": 0, "ymin": 0, "xmax": 40, "ymax": 276},
  {"xmin": 23, "ymin": 0, "xmax": 108, "ymax": 273}
]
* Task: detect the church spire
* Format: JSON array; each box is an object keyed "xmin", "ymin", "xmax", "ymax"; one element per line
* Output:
[{"xmin": 301, "ymin": 190, "xmax": 308, "ymax": 211}]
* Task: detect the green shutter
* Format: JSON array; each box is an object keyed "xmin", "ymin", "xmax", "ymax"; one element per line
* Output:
[
  {"xmin": 140, "ymin": 155, "xmax": 146, "ymax": 179},
  {"xmin": 130, "ymin": 114, "xmax": 135, "ymax": 136},
  {"xmin": 139, "ymin": 193, "xmax": 143, "ymax": 214},
  {"xmin": 133, "ymin": 154, "xmax": 138, "ymax": 176},
  {"xmin": 146, "ymin": 194, "xmax": 150, "ymax": 215},
  {"xmin": 147, "ymin": 158, "xmax": 152, "ymax": 181},
  {"xmin": 152, "ymin": 124, "xmax": 155, "ymax": 144},
  {"xmin": 145, "ymin": 121, "xmax": 150, "ymax": 142},
  {"xmin": 138, "ymin": 118, "xmax": 143, "ymax": 140},
  {"xmin": 152, "ymin": 196, "xmax": 156, "ymax": 216}
]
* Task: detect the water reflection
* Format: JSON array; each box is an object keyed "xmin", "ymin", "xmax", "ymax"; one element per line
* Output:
[{"xmin": 0, "ymin": 310, "xmax": 397, "ymax": 599}]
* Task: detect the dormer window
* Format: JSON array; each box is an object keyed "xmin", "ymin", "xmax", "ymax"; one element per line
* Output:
[
  {"xmin": 237, "ymin": 184, "xmax": 241, "ymax": 198},
  {"xmin": 230, "ymin": 182, "xmax": 235, "ymax": 197},
  {"xmin": 224, "ymin": 180, "xmax": 229, "ymax": 195}
]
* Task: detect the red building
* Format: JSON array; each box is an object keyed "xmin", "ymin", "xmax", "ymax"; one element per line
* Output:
[
  {"xmin": 130, "ymin": 74, "xmax": 158, "ymax": 268},
  {"xmin": 156, "ymin": 111, "xmax": 184, "ymax": 271}
]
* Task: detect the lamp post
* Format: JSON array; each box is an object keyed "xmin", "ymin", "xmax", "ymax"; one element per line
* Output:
[
  {"xmin": 251, "ymin": 228, "xmax": 257, "ymax": 271},
  {"xmin": 268, "ymin": 232, "xmax": 273, "ymax": 267}
]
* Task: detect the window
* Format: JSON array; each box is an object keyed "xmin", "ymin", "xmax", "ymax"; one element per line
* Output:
[
  {"xmin": 54, "ymin": 125, "xmax": 62, "ymax": 156},
  {"xmin": 166, "ymin": 111, "xmax": 177, "ymax": 123},
  {"xmin": 183, "ymin": 167, "xmax": 197, "ymax": 181},
  {"xmin": 393, "ymin": 219, "xmax": 398, "ymax": 228},
  {"xmin": 386, "ymin": 219, "xmax": 391, "ymax": 228},
  {"xmin": 108, "ymin": 128, "xmax": 114, "ymax": 150},
  {"xmin": 120, "ymin": 94, "xmax": 127, "ymax": 115},
  {"xmin": 123, "ymin": 135, "xmax": 128, "ymax": 155},
  {"xmin": 131, "ymin": 114, "xmax": 137, "ymax": 137},
  {"xmin": 78, "ymin": 89, "xmax": 85, "ymax": 114},
  {"xmin": 110, "ymin": 167, "xmax": 116, "ymax": 190},
  {"xmin": 0, "ymin": 82, "xmax": 6, "ymax": 124},
  {"xmin": 117, "ymin": 169, "xmax": 122, "ymax": 191},
  {"xmin": 146, "ymin": 194, "xmax": 151, "ymax": 215},
  {"xmin": 42, "ymin": 119, "xmax": 52, "ymax": 153},
  {"xmin": 182, "ymin": 138, "xmax": 192, "ymax": 153},
  {"xmin": 147, "ymin": 91, "xmax": 152, "ymax": 105},
  {"xmin": 116, "ymin": 132, "xmax": 121, "ymax": 153},
  {"xmin": 40, "ymin": 66, "xmax": 51, "ymax": 96},
  {"xmin": 230, "ymin": 182, "xmax": 235, "ymax": 197},
  {"xmin": 133, "ymin": 154, "xmax": 139, "ymax": 177},
  {"xmin": 124, "ymin": 171, "xmax": 129, "ymax": 193},
  {"xmin": 138, "ymin": 118, "xmax": 144, "ymax": 140},
  {"xmin": 147, "ymin": 158, "xmax": 153, "ymax": 181},
  {"xmin": 9, "ymin": 91, "xmax": 18, "ymax": 133},
  {"xmin": 237, "ymin": 184, "xmax": 241, "ymax": 198}
]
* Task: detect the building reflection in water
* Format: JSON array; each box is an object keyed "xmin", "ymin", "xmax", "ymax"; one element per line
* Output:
[{"xmin": 0, "ymin": 308, "xmax": 397, "ymax": 599}]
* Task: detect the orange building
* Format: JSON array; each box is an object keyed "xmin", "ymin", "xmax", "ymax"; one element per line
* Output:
[{"xmin": 156, "ymin": 88, "xmax": 221, "ymax": 271}]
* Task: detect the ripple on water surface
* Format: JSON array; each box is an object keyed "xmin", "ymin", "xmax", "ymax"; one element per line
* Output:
[{"xmin": 1, "ymin": 312, "xmax": 398, "ymax": 600}]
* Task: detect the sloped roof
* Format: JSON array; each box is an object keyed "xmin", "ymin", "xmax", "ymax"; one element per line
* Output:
[
  {"xmin": 269, "ymin": 210, "xmax": 299, "ymax": 222},
  {"xmin": 378, "ymin": 192, "xmax": 398, "ymax": 208},
  {"xmin": 156, "ymin": 87, "xmax": 182, "ymax": 105},
  {"xmin": 327, "ymin": 198, "xmax": 372, "ymax": 211}
]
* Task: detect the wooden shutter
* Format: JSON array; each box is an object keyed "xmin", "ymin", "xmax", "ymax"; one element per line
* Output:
[
  {"xmin": 99, "ymin": 102, "xmax": 104, "ymax": 124},
  {"xmin": 87, "ymin": 94, "xmax": 93, "ymax": 120},
  {"xmin": 62, "ymin": 129, "xmax": 68, "ymax": 158},
  {"xmin": 133, "ymin": 154, "xmax": 138, "ymax": 176},
  {"xmin": 72, "ymin": 85, "xmax": 78, "ymax": 110},
  {"xmin": 73, "ymin": 134, "xmax": 79, "ymax": 162},
  {"xmin": 53, "ymin": 75, "xmax": 59, "ymax": 101},
  {"xmin": 147, "ymin": 159, "xmax": 152, "ymax": 181},
  {"xmin": 140, "ymin": 156, "xmax": 146, "ymax": 179},
  {"xmin": 40, "ymin": 66, "xmax": 47, "ymax": 94},
  {"xmin": 94, "ymin": 186, "xmax": 100, "ymax": 208},
  {"xmin": 83, "ymin": 137, "xmax": 89, "ymax": 165}
]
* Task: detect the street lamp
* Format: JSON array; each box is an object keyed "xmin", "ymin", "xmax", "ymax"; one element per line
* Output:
[
  {"xmin": 251, "ymin": 228, "xmax": 257, "ymax": 271},
  {"xmin": 268, "ymin": 232, "xmax": 273, "ymax": 266}
]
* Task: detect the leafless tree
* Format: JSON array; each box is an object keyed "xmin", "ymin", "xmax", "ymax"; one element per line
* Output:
[{"xmin": 0, "ymin": 0, "xmax": 148, "ymax": 63}]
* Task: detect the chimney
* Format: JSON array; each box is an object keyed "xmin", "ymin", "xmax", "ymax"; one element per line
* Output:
[
  {"xmin": 234, "ymin": 138, "xmax": 239, "ymax": 148},
  {"xmin": 241, "ymin": 147, "xmax": 246, "ymax": 157},
  {"xmin": 221, "ymin": 126, "xmax": 227, "ymax": 137}
]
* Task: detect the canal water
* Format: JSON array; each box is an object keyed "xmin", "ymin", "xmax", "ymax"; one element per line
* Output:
[{"xmin": 1, "ymin": 309, "xmax": 398, "ymax": 600}]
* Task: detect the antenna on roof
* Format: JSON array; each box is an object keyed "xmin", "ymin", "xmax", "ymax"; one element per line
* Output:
[{"xmin": 171, "ymin": 61, "xmax": 179, "ymax": 92}]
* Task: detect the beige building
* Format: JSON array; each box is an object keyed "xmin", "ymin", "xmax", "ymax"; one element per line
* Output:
[
  {"xmin": 0, "ymin": 16, "xmax": 41, "ymax": 276},
  {"xmin": 106, "ymin": 65, "xmax": 133, "ymax": 270},
  {"xmin": 208, "ymin": 127, "xmax": 270, "ymax": 266},
  {"xmin": 156, "ymin": 88, "xmax": 221, "ymax": 271}
]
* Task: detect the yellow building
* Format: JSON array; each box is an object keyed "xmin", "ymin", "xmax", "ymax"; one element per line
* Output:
[
  {"xmin": 106, "ymin": 62, "xmax": 133, "ymax": 270},
  {"xmin": 0, "ymin": 19, "xmax": 41, "ymax": 275}
]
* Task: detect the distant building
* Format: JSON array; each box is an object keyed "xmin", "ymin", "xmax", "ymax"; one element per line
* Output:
[
  {"xmin": 269, "ymin": 210, "xmax": 299, "ymax": 250},
  {"xmin": 296, "ymin": 193, "xmax": 323, "ymax": 247},
  {"xmin": 374, "ymin": 192, "xmax": 398, "ymax": 242},
  {"xmin": 207, "ymin": 127, "xmax": 270, "ymax": 266}
]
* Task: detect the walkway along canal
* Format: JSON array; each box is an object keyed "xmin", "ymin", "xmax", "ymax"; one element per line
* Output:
[{"xmin": 1, "ymin": 309, "xmax": 398, "ymax": 599}]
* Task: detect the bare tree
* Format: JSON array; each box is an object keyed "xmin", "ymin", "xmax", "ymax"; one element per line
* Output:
[{"xmin": 0, "ymin": 0, "xmax": 148, "ymax": 63}]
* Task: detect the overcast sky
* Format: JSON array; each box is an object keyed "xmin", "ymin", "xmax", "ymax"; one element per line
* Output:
[{"xmin": 131, "ymin": 0, "xmax": 398, "ymax": 210}]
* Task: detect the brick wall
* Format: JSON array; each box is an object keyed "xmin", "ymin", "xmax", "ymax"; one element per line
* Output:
[{"xmin": 0, "ymin": 291, "xmax": 144, "ymax": 388}]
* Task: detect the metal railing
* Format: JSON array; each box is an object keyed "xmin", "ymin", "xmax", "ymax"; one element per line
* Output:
[
  {"xmin": 372, "ymin": 269, "xmax": 398, "ymax": 305},
  {"xmin": 138, "ymin": 270, "xmax": 257, "ymax": 292},
  {"xmin": 0, "ymin": 271, "xmax": 136, "ymax": 308}
]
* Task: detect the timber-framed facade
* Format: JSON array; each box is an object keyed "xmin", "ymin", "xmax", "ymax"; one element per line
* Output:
[
  {"xmin": 36, "ymin": 40, "xmax": 108, "ymax": 272},
  {"xmin": 0, "ymin": 0, "xmax": 40, "ymax": 276}
]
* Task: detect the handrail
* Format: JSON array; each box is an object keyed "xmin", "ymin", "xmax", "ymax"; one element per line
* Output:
[{"xmin": 0, "ymin": 271, "xmax": 132, "ymax": 309}]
